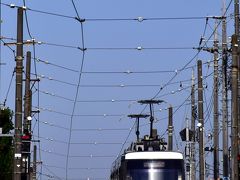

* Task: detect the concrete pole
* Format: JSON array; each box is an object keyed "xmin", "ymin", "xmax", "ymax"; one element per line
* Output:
[
  {"xmin": 233, "ymin": 2, "xmax": 240, "ymax": 179},
  {"xmin": 168, "ymin": 106, "xmax": 173, "ymax": 151},
  {"xmin": 22, "ymin": 51, "xmax": 32, "ymax": 180},
  {"xmin": 24, "ymin": 51, "xmax": 31, "ymax": 132},
  {"xmin": 231, "ymin": 34, "xmax": 239, "ymax": 180},
  {"xmin": 213, "ymin": 21, "xmax": 219, "ymax": 179},
  {"xmin": 186, "ymin": 117, "xmax": 190, "ymax": 180},
  {"xmin": 190, "ymin": 70, "xmax": 196, "ymax": 180},
  {"xmin": 14, "ymin": 8, "xmax": 24, "ymax": 180},
  {"xmin": 197, "ymin": 60, "xmax": 205, "ymax": 180},
  {"xmin": 222, "ymin": 0, "xmax": 229, "ymax": 177},
  {"xmin": 32, "ymin": 145, "xmax": 37, "ymax": 180}
]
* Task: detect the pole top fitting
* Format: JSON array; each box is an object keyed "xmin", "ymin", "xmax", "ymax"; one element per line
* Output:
[
  {"xmin": 138, "ymin": 99, "xmax": 165, "ymax": 105},
  {"xmin": 75, "ymin": 17, "xmax": 86, "ymax": 23},
  {"xmin": 128, "ymin": 114, "xmax": 150, "ymax": 119}
]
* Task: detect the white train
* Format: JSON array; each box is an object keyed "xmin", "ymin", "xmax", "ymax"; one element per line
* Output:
[
  {"xmin": 110, "ymin": 137, "xmax": 185, "ymax": 180},
  {"xmin": 111, "ymin": 109, "xmax": 185, "ymax": 180}
]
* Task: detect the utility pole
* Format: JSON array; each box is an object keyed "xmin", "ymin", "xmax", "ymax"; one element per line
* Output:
[
  {"xmin": 168, "ymin": 106, "xmax": 173, "ymax": 151},
  {"xmin": 231, "ymin": 34, "xmax": 239, "ymax": 180},
  {"xmin": 190, "ymin": 70, "xmax": 196, "ymax": 180},
  {"xmin": 24, "ymin": 51, "xmax": 32, "ymax": 134},
  {"xmin": 32, "ymin": 145, "xmax": 37, "ymax": 180},
  {"xmin": 222, "ymin": 0, "xmax": 229, "ymax": 178},
  {"xmin": 234, "ymin": 1, "xmax": 239, "ymax": 41},
  {"xmin": 185, "ymin": 117, "xmax": 191, "ymax": 180},
  {"xmin": 236, "ymin": 1, "xmax": 240, "ymax": 179},
  {"xmin": 22, "ymin": 51, "xmax": 32, "ymax": 180},
  {"xmin": 231, "ymin": 1, "xmax": 239, "ymax": 179},
  {"xmin": 197, "ymin": 60, "xmax": 205, "ymax": 180},
  {"xmin": 14, "ymin": 7, "xmax": 24, "ymax": 180},
  {"xmin": 213, "ymin": 21, "xmax": 219, "ymax": 180}
]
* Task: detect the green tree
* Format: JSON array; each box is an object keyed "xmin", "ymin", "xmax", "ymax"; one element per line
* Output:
[{"xmin": 0, "ymin": 107, "xmax": 14, "ymax": 180}]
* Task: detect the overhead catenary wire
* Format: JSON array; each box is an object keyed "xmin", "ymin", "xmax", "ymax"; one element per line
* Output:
[
  {"xmin": 87, "ymin": 46, "xmax": 198, "ymax": 50},
  {"xmin": 0, "ymin": 2, "xmax": 75, "ymax": 20},
  {"xmin": 1, "ymin": 2, "xmax": 232, "ymax": 25},
  {"xmin": 42, "ymin": 164, "xmax": 65, "ymax": 170},
  {"xmin": 25, "ymin": 3, "xmax": 224, "ymax": 176},
  {"xmin": 70, "ymin": 142, "xmax": 126, "ymax": 145},
  {"xmin": 32, "ymin": 105, "xmax": 125, "ymax": 117},
  {"xmin": 32, "ymin": 61, "xmax": 215, "ymax": 89},
  {"xmin": 37, "ymin": 100, "xmax": 195, "ymax": 124},
  {"xmin": 33, "ymin": 73, "xmax": 185, "ymax": 87},
  {"xmin": 22, "ymin": 0, "xmax": 33, "ymax": 39},
  {"xmin": 118, "ymin": 1, "xmax": 233, "ymax": 155},
  {"xmin": 36, "ymin": 67, "xmax": 216, "ymax": 160},
  {"xmin": 40, "ymin": 148, "xmax": 67, "ymax": 157},
  {"xmin": 34, "ymin": 57, "xmax": 79, "ymax": 73},
  {"xmin": 39, "ymin": 89, "xmax": 138, "ymax": 102},
  {"xmin": 27, "ymin": 7, "xmax": 75, "ymax": 20},
  {"xmin": 33, "ymin": 56, "xmax": 182, "ymax": 74},
  {"xmin": 36, "ymin": 76, "xmax": 195, "ymax": 101},
  {"xmin": 38, "ymin": 84, "xmax": 191, "ymax": 103},
  {"xmin": 1, "ymin": 35, "xmax": 218, "ymax": 52},
  {"xmin": 33, "ymin": 41, "xmax": 202, "ymax": 51},
  {"xmin": 3, "ymin": 70, "xmax": 14, "ymax": 106},
  {"xmin": 69, "ymin": 155, "xmax": 117, "ymax": 158},
  {"xmin": 203, "ymin": 64, "xmax": 215, "ymax": 131},
  {"xmin": 34, "ymin": 135, "xmax": 68, "ymax": 144},
  {"xmin": 65, "ymin": 1, "xmax": 86, "ymax": 179},
  {"xmin": 116, "ymin": 11, "xmax": 225, "ymax": 153},
  {"xmin": 41, "ymin": 148, "xmax": 117, "ymax": 158},
  {"xmin": 152, "ymin": 0, "xmax": 232, "ymax": 99},
  {"xmin": 21, "ymin": 1, "xmax": 43, "ymax": 178},
  {"xmin": 41, "ymin": 164, "xmax": 63, "ymax": 180},
  {"xmin": 35, "ymin": 134, "xmax": 127, "ymax": 145},
  {"xmin": 71, "ymin": 128, "xmax": 131, "ymax": 131},
  {"xmin": 39, "ymin": 118, "xmax": 132, "ymax": 132},
  {"xmin": 0, "ymin": 39, "xmax": 16, "ymax": 56},
  {"xmin": 39, "ymin": 120, "xmax": 70, "ymax": 131},
  {"xmin": 32, "ymin": 66, "xmax": 215, "ymax": 108},
  {"xmin": 85, "ymin": 16, "xmax": 213, "ymax": 22},
  {"xmin": 68, "ymin": 167, "xmax": 110, "ymax": 170},
  {"xmin": 1, "ymin": 1, "xmax": 234, "ymax": 179},
  {"xmin": 33, "ymin": 85, "xmax": 196, "ymax": 118},
  {"xmin": 40, "ymin": 164, "xmax": 110, "ymax": 171},
  {"xmin": 33, "ymin": 54, "xmax": 216, "ymax": 74}
]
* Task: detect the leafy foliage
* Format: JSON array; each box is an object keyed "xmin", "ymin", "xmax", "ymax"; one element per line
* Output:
[{"xmin": 0, "ymin": 107, "xmax": 14, "ymax": 180}]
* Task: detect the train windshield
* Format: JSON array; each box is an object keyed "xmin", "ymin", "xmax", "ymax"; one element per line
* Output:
[{"xmin": 126, "ymin": 159, "xmax": 184, "ymax": 180}]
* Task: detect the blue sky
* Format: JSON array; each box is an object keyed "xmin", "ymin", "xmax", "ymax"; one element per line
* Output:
[{"xmin": 0, "ymin": 0, "xmax": 234, "ymax": 179}]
